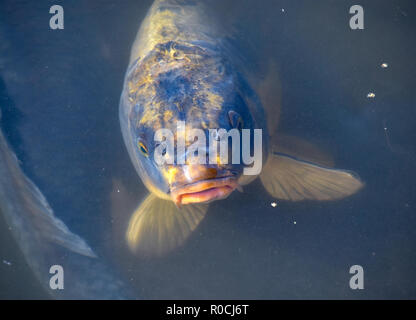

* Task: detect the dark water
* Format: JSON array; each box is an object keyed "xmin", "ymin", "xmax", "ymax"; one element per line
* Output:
[{"xmin": 0, "ymin": 0, "xmax": 415, "ymax": 299}]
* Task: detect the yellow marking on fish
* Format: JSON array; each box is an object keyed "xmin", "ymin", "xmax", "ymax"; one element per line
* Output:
[
  {"xmin": 139, "ymin": 107, "xmax": 159, "ymax": 125},
  {"xmin": 165, "ymin": 167, "xmax": 178, "ymax": 185},
  {"xmin": 204, "ymin": 90, "xmax": 223, "ymax": 109},
  {"xmin": 143, "ymin": 10, "xmax": 179, "ymax": 56},
  {"xmin": 163, "ymin": 110, "xmax": 173, "ymax": 122},
  {"xmin": 174, "ymin": 101, "xmax": 182, "ymax": 112}
]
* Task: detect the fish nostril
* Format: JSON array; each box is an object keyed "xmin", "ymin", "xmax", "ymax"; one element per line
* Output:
[
  {"xmin": 229, "ymin": 170, "xmax": 239, "ymax": 176},
  {"xmin": 228, "ymin": 110, "xmax": 243, "ymax": 130},
  {"xmin": 206, "ymin": 167, "xmax": 217, "ymax": 179}
]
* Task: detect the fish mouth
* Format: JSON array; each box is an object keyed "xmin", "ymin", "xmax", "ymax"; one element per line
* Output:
[{"xmin": 170, "ymin": 176, "xmax": 239, "ymax": 206}]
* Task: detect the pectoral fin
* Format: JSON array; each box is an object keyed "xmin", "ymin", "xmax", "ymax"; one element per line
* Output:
[
  {"xmin": 126, "ymin": 194, "xmax": 208, "ymax": 256},
  {"xmin": 260, "ymin": 152, "xmax": 364, "ymax": 201}
]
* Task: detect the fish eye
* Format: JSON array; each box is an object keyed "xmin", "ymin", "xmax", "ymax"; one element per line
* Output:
[
  {"xmin": 228, "ymin": 110, "xmax": 243, "ymax": 130},
  {"xmin": 138, "ymin": 140, "xmax": 149, "ymax": 157}
]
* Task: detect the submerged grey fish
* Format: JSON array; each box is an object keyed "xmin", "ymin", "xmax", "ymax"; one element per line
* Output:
[
  {"xmin": 120, "ymin": 0, "xmax": 364, "ymax": 256},
  {"xmin": 0, "ymin": 109, "xmax": 132, "ymax": 299}
]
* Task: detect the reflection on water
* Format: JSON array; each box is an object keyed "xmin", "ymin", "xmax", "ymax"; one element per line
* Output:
[{"xmin": 0, "ymin": 0, "xmax": 416, "ymax": 299}]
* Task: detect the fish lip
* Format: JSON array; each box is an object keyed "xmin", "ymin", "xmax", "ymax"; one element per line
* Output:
[{"xmin": 170, "ymin": 176, "xmax": 239, "ymax": 206}]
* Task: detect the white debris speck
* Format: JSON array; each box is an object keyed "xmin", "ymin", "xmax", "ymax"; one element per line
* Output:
[
  {"xmin": 117, "ymin": 189, "xmax": 120, "ymax": 193},
  {"xmin": 367, "ymin": 92, "xmax": 376, "ymax": 98},
  {"xmin": 3, "ymin": 260, "xmax": 12, "ymax": 266},
  {"xmin": 293, "ymin": 221, "xmax": 297, "ymax": 225},
  {"xmin": 271, "ymin": 202, "xmax": 277, "ymax": 207},
  {"xmin": 281, "ymin": 8, "xmax": 285, "ymax": 13},
  {"xmin": 381, "ymin": 63, "xmax": 388, "ymax": 68}
]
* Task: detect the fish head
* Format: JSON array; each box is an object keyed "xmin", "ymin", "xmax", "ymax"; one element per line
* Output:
[{"xmin": 122, "ymin": 42, "xmax": 260, "ymax": 206}]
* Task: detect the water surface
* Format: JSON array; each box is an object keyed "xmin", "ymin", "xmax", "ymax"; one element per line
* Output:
[{"xmin": 0, "ymin": 0, "xmax": 415, "ymax": 299}]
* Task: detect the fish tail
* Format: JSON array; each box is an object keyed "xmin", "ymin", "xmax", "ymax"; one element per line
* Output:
[{"xmin": 0, "ymin": 128, "xmax": 96, "ymax": 258}]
